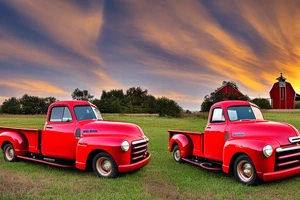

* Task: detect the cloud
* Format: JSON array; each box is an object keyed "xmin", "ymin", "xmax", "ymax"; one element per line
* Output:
[
  {"xmin": 154, "ymin": 91, "xmax": 202, "ymax": 104},
  {"xmin": 92, "ymin": 69, "xmax": 121, "ymax": 90},
  {"xmin": 0, "ymin": 30, "xmax": 83, "ymax": 70},
  {"xmin": 119, "ymin": 0, "xmax": 300, "ymax": 94},
  {"xmin": 0, "ymin": 79, "xmax": 68, "ymax": 96},
  {"xmin": 5, "ymin": 0, "xmax": 104, "ymax": 66},
  {"xmin": 215, "ymin": 0, "xmax": 300, "ymax": 91},
  {"xmin": 0, "ymin": 96, "xmax": 10, "ymax": 104},
  {"xmin": 121, "ymin": 0, "xmax": 267, "ymax": 91}
]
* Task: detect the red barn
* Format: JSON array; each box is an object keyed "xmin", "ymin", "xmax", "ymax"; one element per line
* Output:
[
  {"xmin": 215, "ymin": 82, "xmax": 244, "ymax": 98},
  {"xmin": 269, "ymin": 73, "xmax": 295, "ymax": 109}
]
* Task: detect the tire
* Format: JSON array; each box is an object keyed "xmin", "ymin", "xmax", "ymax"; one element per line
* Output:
[
  {"xmin": 173, "ymin": 145, "xmax": 183, "ymax": 163},
  {"xmin": 234, "ymin": 155, "xmax": 260, "ymax": 186},
  {"xmin": 3, "ymin": 144, "xmax": 17, "ymax": 162},
  {"xmin": 92, "ymin": 152, "xmax": 118, "ymax": 178}
]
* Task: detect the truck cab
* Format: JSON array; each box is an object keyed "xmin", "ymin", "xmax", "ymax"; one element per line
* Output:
[
  {"xmin": 0, "ymin": 100, "xmax": 151, "ymax": 178},
  {"xmin": 168, "ymin": 100, "xmax": 300, "ymax": 185}
]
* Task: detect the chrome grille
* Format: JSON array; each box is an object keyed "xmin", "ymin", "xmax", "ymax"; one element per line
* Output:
[
  {"xmin": 275, "ymin": 145, "xmax": 300, "ymax": 171},
  {"xmin": 131, "ymin": 139, "xmax": 149, "ymax": 164}
]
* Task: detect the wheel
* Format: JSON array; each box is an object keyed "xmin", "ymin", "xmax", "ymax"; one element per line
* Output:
[
  {"xmin": 92, "ymin": 152, "xmax": 118, "ymax": 178},
  {"xmin": 173, "ymin": 145, "xmax": 183, "ymax": 163},
  {"xmin": 234, "ymin": 155, "xmax": 260, "ymax": 185},
  {"xmin": 3, "ymin": 144, "xmax": 17, "ymax": 162}
]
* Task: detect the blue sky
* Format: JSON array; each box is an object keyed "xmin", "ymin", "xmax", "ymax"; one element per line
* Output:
[{"xmin": 0, "ymin": 0, "xmax": 300, "ymax": 110}]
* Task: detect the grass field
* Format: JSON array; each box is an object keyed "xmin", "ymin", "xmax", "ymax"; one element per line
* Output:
[{"xmin": 1, "ymin": 112, "xmax": 300, "ymax": 200}]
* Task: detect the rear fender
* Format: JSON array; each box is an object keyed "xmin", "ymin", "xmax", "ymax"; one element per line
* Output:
[
  {"xmin": 0, "ymin": 131, "xmax": 28, "ymax": 156},
  {"xmin": 169, "ymin": 134, "xmax": 193, "ymax": 157},
  {"xmin": 223, "ymin": 138, "xmax": 280, "ymax": 178}
]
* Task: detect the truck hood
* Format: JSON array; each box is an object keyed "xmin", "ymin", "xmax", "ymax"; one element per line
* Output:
[
  {"xmin": 230, "ymin": 120, "xmax": 300, "ymax": 146},
  {"xmin": 78, "ymin": 120, "xmax": 146, "ymax": 141}
]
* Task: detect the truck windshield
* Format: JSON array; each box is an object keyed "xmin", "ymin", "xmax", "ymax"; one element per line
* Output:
[
  {"xmin": 227, "ymin": 106, "xmax": 263, "ymax": 121},
  {"xmin": 74, "ymin": 106, "xmax": 103, "ymax": 120}
]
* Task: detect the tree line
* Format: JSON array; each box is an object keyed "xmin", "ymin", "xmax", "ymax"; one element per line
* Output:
[
  {"xmin": 0, "ymin": 95, "xmax": 57, "ymax": 114},
  {"xmin": 0, "ymin": 87, "xmax": 183, "ymax": 117},
  {"xmin": 74, "ymin": 87, "xmax": 183, "ymax": 117}
]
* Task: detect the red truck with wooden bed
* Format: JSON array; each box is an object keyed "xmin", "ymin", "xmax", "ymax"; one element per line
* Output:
[{"xmin": 0, "ymin": 100, "xmax": 150, "ymax": 178}]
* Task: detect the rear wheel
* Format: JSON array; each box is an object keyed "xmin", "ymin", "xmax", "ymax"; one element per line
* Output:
[
  {"xmin": 234, "ymin": 155, "xmax": 260, "ymax": 185},
  {"xmin": 173, "ymin": 145, "xmax": 183, "ymax": 163},
  {"xmin": 3, "ymin": 144, "xmax": 17, "ymax": 162},
  {"xmin": 92, "ymin": 152, "xmax": 118, "ymax": 178}
]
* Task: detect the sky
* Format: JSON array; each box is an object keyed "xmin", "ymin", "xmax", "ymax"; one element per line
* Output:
[{"xmin": 0, "ymin": 0, "xmax": 300, "ymax": 111}]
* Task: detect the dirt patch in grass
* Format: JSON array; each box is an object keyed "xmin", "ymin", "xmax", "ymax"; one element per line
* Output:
[
  {"xmin": 143, "ymin": 173, "xmax": 180, "ymax": 199},
  {"xmin": 0, "ymin": 169, "xmax": 50, "ymax": 195}
]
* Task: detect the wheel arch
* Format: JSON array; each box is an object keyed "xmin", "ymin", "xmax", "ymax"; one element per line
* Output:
[
  {"xmin": 86, "ymin": 149, "xmax": 112, "ymax": 171},
  {"xmin": 169, "ymin": 133, "xmax": 193, "ymax": 157},
  {"xmin": 228, "ymin": 152, "xmax": 247, "ymax": 174},
  {"xmin": 0, "ymin": 131, "xmax": 28, "ymax": 156}
]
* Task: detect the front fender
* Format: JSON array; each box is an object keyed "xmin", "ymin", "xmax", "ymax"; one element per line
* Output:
[
  {"xmin": 0, "ymin": 131, "xmax": 28, "ymax": 156},
  {"xmin": 75, "ymin": 136, "xmax": 130, "ymax": 170},
  {"xmin": 169, "ymin": 134, "xmax": 193, "ymax": 157},
  {"xmin": 223, "ymin": 138, "xmax": 280, "ymax": 177}
]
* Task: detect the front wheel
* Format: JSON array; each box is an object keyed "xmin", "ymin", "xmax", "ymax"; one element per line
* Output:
[
  {"xmin": 92, "ymin": 152, "xmax": 118, "ymax": 178},
  {"xmin": 234, "ymin": 155, "xmax": 260, "ymax": 186},
  {"xmin": 173, "ymin": 145, "xmax": 183, "ymax": 163},
  {"xmin": 3, "ymin": 144, "xmax": 17, "ymax": 162}
]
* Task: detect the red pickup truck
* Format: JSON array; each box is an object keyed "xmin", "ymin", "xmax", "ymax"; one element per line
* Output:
[
  {"xmin": 169, "ymin": 100, "xmax": 300, "ymax": 185},
  {"xmin": 0, "ymin": 100, "xmax": 150, "ymax": 178}
]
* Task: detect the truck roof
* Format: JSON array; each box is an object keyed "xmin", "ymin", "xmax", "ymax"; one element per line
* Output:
[
  {"xmin": 212, "ymin": 100, "xmax": 254, "ymax": 108},
  {"xmin": 50, "ymin": 100, "xmax": 91, "ymax": 107}
]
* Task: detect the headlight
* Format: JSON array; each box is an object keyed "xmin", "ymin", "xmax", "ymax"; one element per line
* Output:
[
  {"xmin": 121, "ymin": 140, "xmax": 130, "ymax": 152},
  {"xmin": 263, "ymin": 145, "xmax": 273, "ymax": 157}
]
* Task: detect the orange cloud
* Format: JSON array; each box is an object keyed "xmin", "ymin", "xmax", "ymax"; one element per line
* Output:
[
  {"xmin": 0, "ymin": 79, "xmax": 68, "ymax": 95},
  {"xmin": 155, "ymin": 91, "xmax": 202, "ymax": 104},
  {"xmin": 124, "ymin": 1, "xmax": 267, "ymax": 91},
  {"xmin": 92, "ymin": 70, "xmax": 121, "ymax": 91},
  {"xmin": 6, "ymin": 0, "xmax": 104, "ymax": 66},
  {"xmin": 0, "ymin": 96, "xmax": 9, "ymax": 105},
  {"xmin": 0, "ymin": 30, "xmax": 81, "ymax": 69}
]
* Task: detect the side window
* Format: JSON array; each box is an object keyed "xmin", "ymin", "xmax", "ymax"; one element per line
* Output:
[
  {"xmin": 211, "ymin": 108, "xmax": 225, "ymax": 123},
  {"xmin": 50, "ymin": 107, "xmax": 72, "ymax": 122},
  {"xmin": 62, "ymin": 107, "xmax": 72, "ymax": 122}
]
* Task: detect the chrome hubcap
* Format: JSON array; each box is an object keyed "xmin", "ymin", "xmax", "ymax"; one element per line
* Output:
[
  {"xmin": 237, "ymin": 161, "xmax": 253, "ymax": 182},
  {"xmin": 96, "ymin": 158, "xmax": 112, "ymax": 176},
  {"xmin": 174, "ymin": 149, "xmax": 180, "ymax": 161},
  {"xmin": 5, "ymin": 147, "xmax": 14, "ymax": 160}
]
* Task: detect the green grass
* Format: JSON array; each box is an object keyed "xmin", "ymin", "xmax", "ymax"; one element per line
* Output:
[{"xmin": 1, "ymin": 112, "xmax": 300, "ymax": 199}]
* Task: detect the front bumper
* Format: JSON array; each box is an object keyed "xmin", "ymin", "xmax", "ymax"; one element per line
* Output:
[
  {"xmin": 262, "ymin": 166, "xmax": 300, "ymax": 182},
  {"xmin": 118, "ymin": 153, "xmax": 151, "ymax": 173}
]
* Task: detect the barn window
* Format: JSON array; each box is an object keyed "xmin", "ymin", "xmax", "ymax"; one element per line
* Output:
[{"xmin": 280, "ymin": 87, "xmax": 285, "ymax": 100}]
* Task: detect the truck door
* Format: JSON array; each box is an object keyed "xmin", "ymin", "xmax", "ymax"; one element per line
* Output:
[
  {"xmin": 204, "ymin": 107, "xmax": 227, "ymax": 162},
  {"xmin": 42, "ymin": 106, "xmax": 76, "ymax": 160}
]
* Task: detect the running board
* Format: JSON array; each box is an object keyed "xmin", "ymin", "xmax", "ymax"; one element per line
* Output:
[
  {"xmin": 17, "ymin": 155, "xmax": 75, "ymax": 168},
  {"xmin": 182, "ymin": 158, "xmax": 222, "ymax": 171}
]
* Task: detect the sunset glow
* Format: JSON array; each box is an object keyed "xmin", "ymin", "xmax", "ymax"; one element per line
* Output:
[{"xmin": 0, "ymin": 0, "xmax": 300, "ymax": 110}]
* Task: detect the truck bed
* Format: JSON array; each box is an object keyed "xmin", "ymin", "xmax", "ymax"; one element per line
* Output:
[{"xmin": 0, "ymin": 126, "xmax": 41, "ymax": 154}]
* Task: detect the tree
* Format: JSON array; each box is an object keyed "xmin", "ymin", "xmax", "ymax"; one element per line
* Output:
[
  {"xmin": 1, "ymin": 97, "xmax": 22, "ymax": 114},
  {"xmin": 251, "ymin": 98, "xmax": 271, "ymax": 109},
  {"xmin": 157, "ymin": 97, "xmax": 183, "ymax": 117},
  {"xmin": 71, "ymin": 88, "xmax": 94, "ymax": 101}
]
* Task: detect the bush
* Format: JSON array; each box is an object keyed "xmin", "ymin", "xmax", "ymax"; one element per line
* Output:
[
  {"xmin": 295, "ymin": 102, "xmax": 300, "ymax": 109},
  {"xmin": 251, "ymin": 98, "xmax": 272, "ymax": 109},
  {"xmin": 157, "ymin": 97, "xmax": 183, "ymax": 118}
]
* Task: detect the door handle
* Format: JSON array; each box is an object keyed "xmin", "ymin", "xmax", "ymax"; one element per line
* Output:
[
  {"xmin": 46, "ymin": 126, "xmax": 53, "ymax": 129},
  {"xmin": 205, "ymin": 126, "xmax": 211, "ymax": 129}
]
